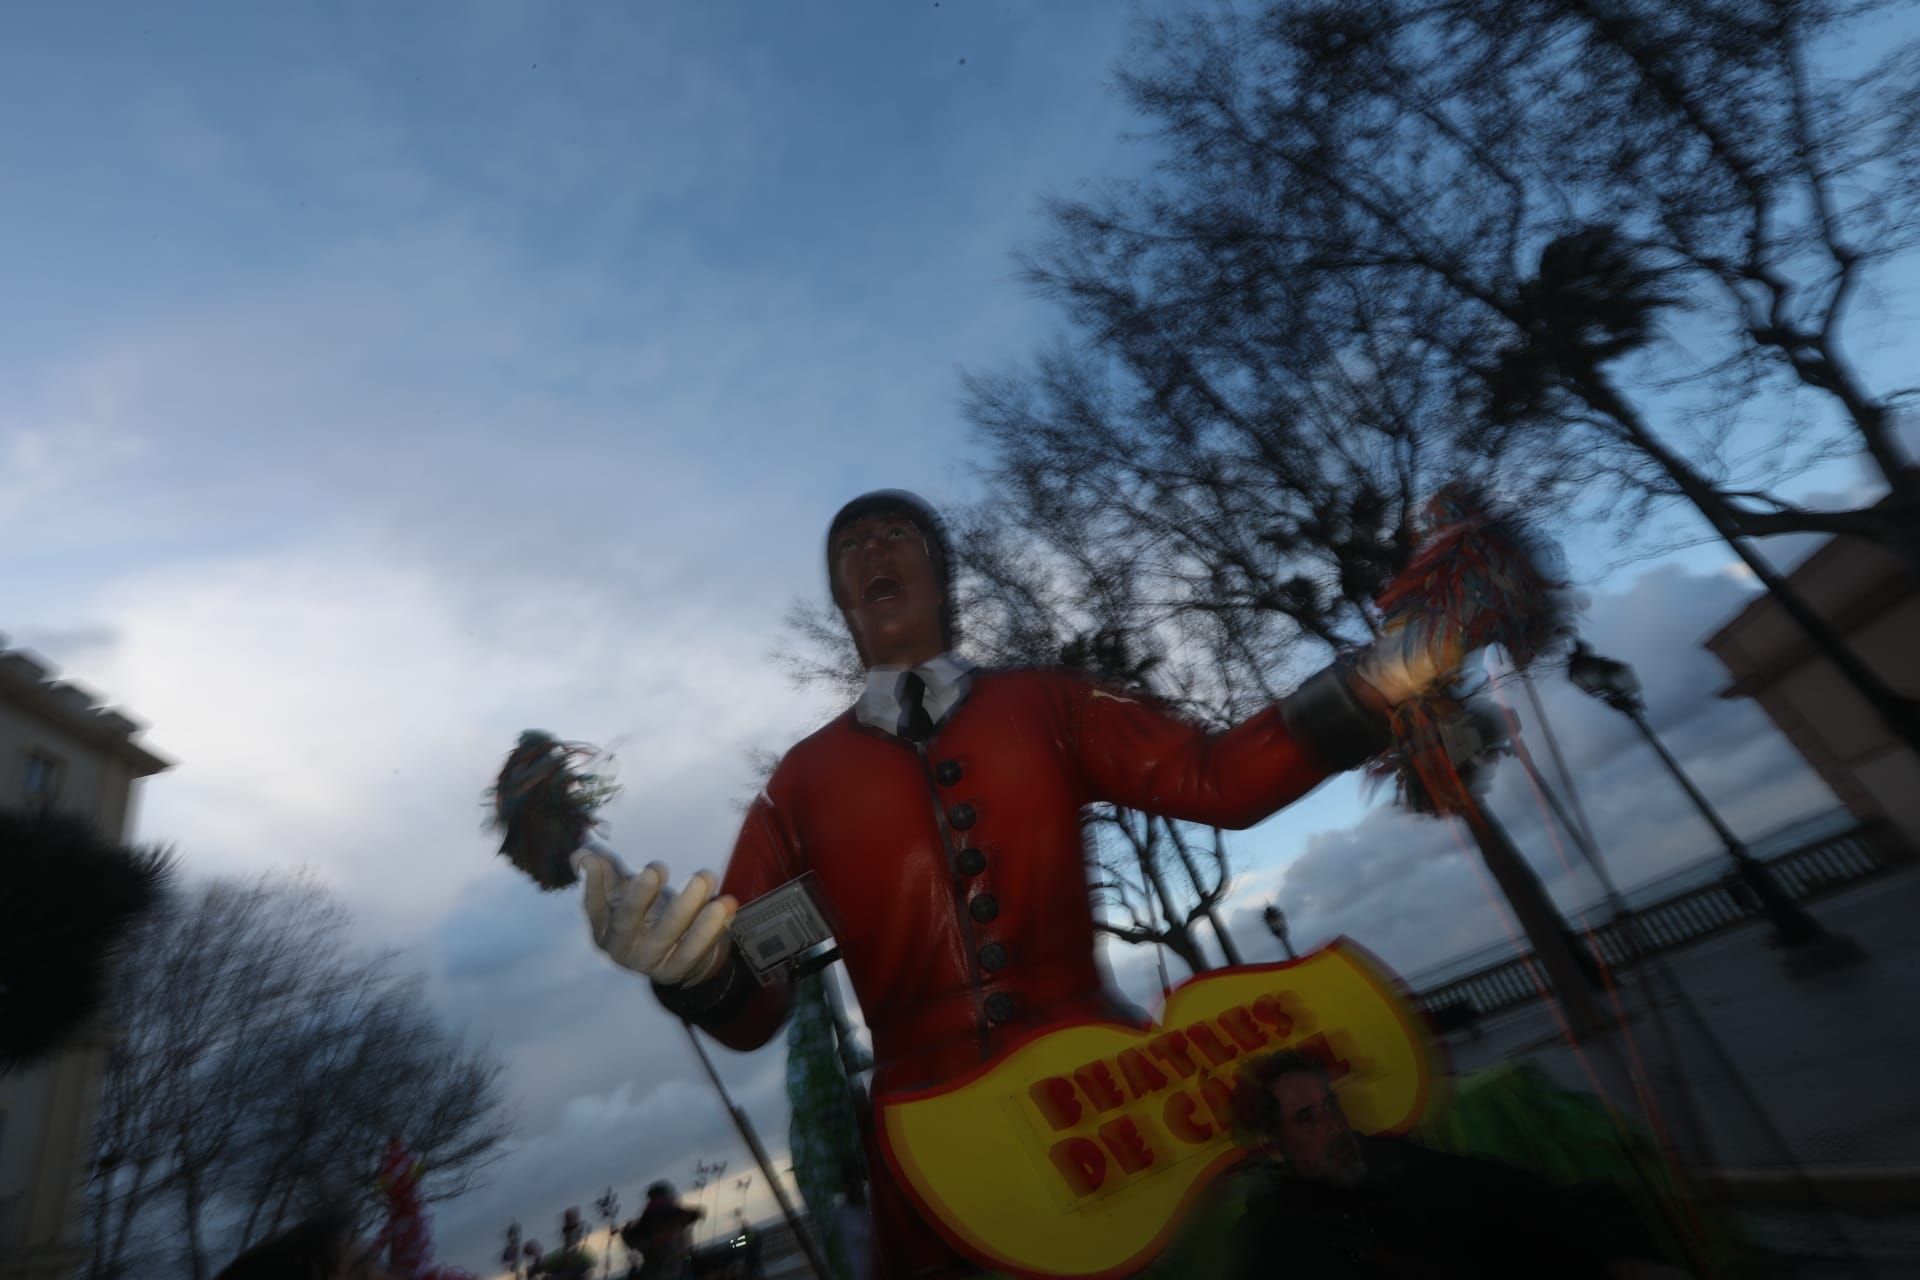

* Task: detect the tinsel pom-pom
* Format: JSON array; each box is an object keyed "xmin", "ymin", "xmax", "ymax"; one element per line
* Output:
[
  {"xmin": 488, "ymin": 731, "xmax": 620, "ymax": 891},
  {"xmin": 1362, "ymin": 487, "xmax": 1571, "ymax": 813},
  {"xmin": 1374, "ymin": 483, "xmax": 1575, "ymax": 674},
  {"xmin": 1363, "ymin": 693, "xmax": 1508, "ymax": 818}
]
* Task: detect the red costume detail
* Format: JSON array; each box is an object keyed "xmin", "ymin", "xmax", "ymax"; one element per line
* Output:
[
  {"xmin": 691, "ymin": 667, "xmax": 1335, "ymax": 1275},
  {"xmin": 372, "ymin": 1136, "xmax": 475, "ymax": 1280}
]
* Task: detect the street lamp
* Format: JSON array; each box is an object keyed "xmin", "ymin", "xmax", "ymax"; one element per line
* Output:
[
  {"xmin": 1566, "ymin": 640, "xmax": 1837, "ymax": 953},
  {"xmin": 1262, "ymin": 903, "xmax": 1297, "ymax": 960}
]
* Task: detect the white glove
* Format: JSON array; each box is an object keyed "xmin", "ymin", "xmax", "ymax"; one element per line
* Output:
[{"xmin": 580, "ymin": 852, "xmax": 737, "ymax": 987}]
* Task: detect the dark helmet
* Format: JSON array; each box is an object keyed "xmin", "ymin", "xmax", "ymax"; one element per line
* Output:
[
  {"xmin": 825, "ymin": 489, "xmax": 958, "ymax": 662},
  {"xmin": 646, "ymin": 1181, "xmax": 673, "ymax": 1200}
]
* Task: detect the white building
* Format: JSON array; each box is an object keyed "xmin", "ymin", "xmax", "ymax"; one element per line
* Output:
[
  {"xmin": 0, "ymin": 642, "xmax": 170, "ymax": 1280},
  {"xmin": 1705, "ymin": 531, "xmax": 1920, "ymax": 857}
]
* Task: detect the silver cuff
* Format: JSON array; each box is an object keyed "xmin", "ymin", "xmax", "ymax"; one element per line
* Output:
[
  {"xmin": 652, "ymin": 953, "xmax": 753, "ymax": 1025},
  {"xmin": 1281, "ymin": 661, "xmax": 1392, "ymax": 772}
]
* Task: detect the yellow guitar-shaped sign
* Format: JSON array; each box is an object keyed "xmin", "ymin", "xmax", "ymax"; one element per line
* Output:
[{"xmin": 877, "ymin": 940, "xmax": 1438, "ymax": 1278}]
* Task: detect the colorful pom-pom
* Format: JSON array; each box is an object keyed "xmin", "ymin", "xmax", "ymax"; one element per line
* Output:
[
  {"xmin": 1364, "ymin": 693, "xmax": 1507, "ymax": 818},
  {"xmin": 1374, "ymin": 482, "xmax": 1574, "ymax": 674},
  {"xmin": 1368, "ymin": 485, "xmax": 1567, "ymax": 817}
]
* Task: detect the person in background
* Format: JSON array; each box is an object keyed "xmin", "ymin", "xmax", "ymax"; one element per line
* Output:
[
  {"xmin": 1230, "ymin": 1051, "xmax": 1694, "ymax": 1279},
  {"xmin": 625, "ymin": 1181, "xmax": 703, "ymax": 1280},
  {"xmin": 213, "ymin": 1209, "xmax": 405, "ymax": 1280}
]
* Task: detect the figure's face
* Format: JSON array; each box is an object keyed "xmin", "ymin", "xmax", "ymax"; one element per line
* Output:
[
  {"xmin": 1270, "ymin": 1071, "xmax": 1366, "ymax": 1188},
  {"xmin": 831, "ymin": 510, "xmax": 945, "ymax": 668}
]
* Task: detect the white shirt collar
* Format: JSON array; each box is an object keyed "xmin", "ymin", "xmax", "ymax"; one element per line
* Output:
[{"xmin": 854, "ymin": 652, "xmax": 977, "ymax": 738}]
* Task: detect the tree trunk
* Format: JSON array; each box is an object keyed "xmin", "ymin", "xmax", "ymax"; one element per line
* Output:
[
  {"xmin": 1167, "ymin": 823, "xmax": 1245, "ymax": 966},
  {"xmin": 181, "ymin": 1167, "xmax": 210, "ymax": 1280},
  {"xmin": 240, "ymin": 1155, "xmax": 289, "ymax": 1251},
  {"xmin": 1135, "ymin": 827, "xmax": 1212, "ymax": 973},
  {"xmin": 1457, "ymin": 801, "xmax": 1610, "ymax": 1041},
  {"xmin": 269, "ymin": 1179, "xmax": 301, "ymax": 1242},
  {"xmin": 1207, "ymin": 911, "xmax": 1245, "ymax": 968},
  {"xmin": 102, "ymin": 1161, "xmax": 150, "ymax": 1280},
  {"xmin": 1157, "ymin": 927, "xmax": 1211, "ymax": 980}
]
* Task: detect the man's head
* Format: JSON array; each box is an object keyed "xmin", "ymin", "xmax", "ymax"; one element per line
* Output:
[
  {"xmin": 1236, "ymin": 1051, "xmax": 1367, "ymax": 1188},
  {"xmin": 825, "ymin": 490, "xmax": 955, "ymax": 669},
  {"xmin": 647, "ymin": 1180, "xmax": 674, "ymax": 1201}
]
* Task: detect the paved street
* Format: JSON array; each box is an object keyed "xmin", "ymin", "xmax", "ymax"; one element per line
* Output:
[{"xmin": 1438, "ymin": 866, "xmax": 1920, "ymax": 1274}]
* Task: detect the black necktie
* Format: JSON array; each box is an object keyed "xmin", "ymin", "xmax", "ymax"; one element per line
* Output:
[{"xmin": 900, "ymin": 671, "xmax": 936, "ymax": 743}]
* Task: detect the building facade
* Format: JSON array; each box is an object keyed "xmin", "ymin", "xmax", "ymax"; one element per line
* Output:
[
  {"xmin": 0, "ymin": 643, "xmax": 170, "ymax": 1280},
  {"xmin": 1705, "ymin": 534, "xmax": 1920, "ymax": 856}
]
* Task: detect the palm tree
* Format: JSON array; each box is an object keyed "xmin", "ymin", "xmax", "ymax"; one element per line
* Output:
[
  {"xmin": 1489, "ymin": 228, "xmax": 1920, "ymax": 753},
  {"xmin": 1371, "ymin": 694, "xmax": 1609, "ymax": 1039}
]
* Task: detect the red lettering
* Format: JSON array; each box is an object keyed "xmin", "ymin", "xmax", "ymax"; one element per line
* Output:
[
  {"xmin": 1219, "ymin": 1004, "xmax": 1270, "ymax": 1052},
  {"xmin": 1148, "ymin": 1030, "xmax": 1200, "ymax": 1078},
  {"xmin": 1029, "ymin": 1076, "xmax": 1083, "ymax": 1131},
  {"xmin": 1073, "ymin": 1060, "xmax": 1127, "ymax": 1113},
  {"xmin": 1117, "ymin": 1047, "xmax": 1170, "ymax": 1099},
  {"xmin": 1250, "ymin": 994, "xmax": 1294, "ymax": 1037},
  {"xmin": 1048, "ymin": 1137, "xmax": 1108, "ymax": 1196},
  {"xmin": 1185, "ymin": 1021, "xmax": 1239, "ymax": 1067},
  {"xmin": 1163, "ymin": 1089, "xmax": 1213, "ymax": 1145},
  {"xmin": 1295, "ymin": 1033, "xmax": 1353, "ymax": 1081},
  {"xmin": 1097, "ymin": 1115, "xmax": 1157, "ymax": 1174}
]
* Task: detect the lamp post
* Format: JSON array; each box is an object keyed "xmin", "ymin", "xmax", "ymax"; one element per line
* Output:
[
  {"xmin": 1262, "ymin": 903, "xmax": 1297, "ymax": 960},
  {"xmin": 1566, "ymin": 641, "xmax": 1835, "ymax": 951},
  {"xmin": 732, "ymin": 1175, "xmax": 754, "ymax": 1239}
]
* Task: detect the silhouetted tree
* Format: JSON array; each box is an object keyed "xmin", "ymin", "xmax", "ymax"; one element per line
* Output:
[
  {"xmin": 84, "ymin": 874, "xmax": 514, "ymax": 1280},
  {"xmin": 1006, "ymin": 0, "xmax": 1920, "ymax": 745}
]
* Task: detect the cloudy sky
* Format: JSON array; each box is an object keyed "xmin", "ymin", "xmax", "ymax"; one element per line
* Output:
[{"xmin": 4, "ymin": 2, "xmax": 1914, "ymax": 1274}]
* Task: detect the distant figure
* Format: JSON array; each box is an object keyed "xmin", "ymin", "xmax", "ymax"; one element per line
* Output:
[
  {"xmin": 213, "ymin": 1209, "xmax": 404, "ymax": 1280},
  {"xmin": 1230, "ymin": 1050, "xmax": 1694, "ymax": 1279},
  {"xmin": 623, "ymin": 1181, "xmax": 703, "ymax": 1280},
  {"xmin": 831, "ymin": 1160, "xmax": 874, "ymax": 1280}
]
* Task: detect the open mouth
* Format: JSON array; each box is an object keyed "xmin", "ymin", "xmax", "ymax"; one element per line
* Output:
[{"xmin": 864, "ymin": 574, "xmax": 904, "ymax": 603}]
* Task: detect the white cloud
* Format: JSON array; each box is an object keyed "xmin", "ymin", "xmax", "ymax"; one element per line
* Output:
[
  {"xmin": 25, "ymin": 530, "xmax": 840, "ymax": 1276},
  {"xmin": 62, "ymin": 538, "xmax": 828, "ymax": 939}
]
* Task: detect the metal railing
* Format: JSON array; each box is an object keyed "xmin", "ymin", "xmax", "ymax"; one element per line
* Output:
[{"xmin": 1417, "ymin": 824, "xmax": 1897, "ymax": 1025}]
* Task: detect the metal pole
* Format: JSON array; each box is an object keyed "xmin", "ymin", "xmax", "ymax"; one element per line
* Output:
[
  {"xmin": 1519, "ymin": 673, "xmax": 1602, "ymax": 863},
  {"xmin": 1518, "ymin": 672, "xmax": 1864, "ymax": 1264},
  {"xmin": 680, "ymin": 1022, "xmax": 832, "ymax": 1280},
  {"xmin": 1625, "ymin": 710, "xmax": 1832, "ymax": 948}
]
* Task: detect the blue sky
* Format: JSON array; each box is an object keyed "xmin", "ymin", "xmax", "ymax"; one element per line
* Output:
[{"xmin": 3, "ymin": 2, "xmax": 1911, "ymax": 1273}]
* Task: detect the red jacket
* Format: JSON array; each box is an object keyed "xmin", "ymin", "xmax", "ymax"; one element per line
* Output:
[{"xmin": 696, "ymin": 667, "xmax": 1335, "ymax": 1274}]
